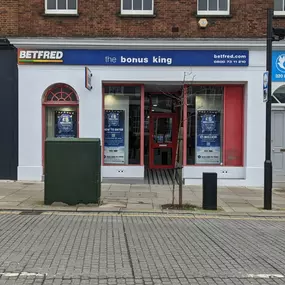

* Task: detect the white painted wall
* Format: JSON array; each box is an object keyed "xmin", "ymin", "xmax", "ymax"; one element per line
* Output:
[{"xmin": 18, "ymin": 49, "xmax": 266, "ymax": 186}]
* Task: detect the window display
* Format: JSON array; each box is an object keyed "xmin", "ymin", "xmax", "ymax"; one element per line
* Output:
[
  {"xmin": 104, "ymin": 86, "xmax": 141, "ymax": 165},
  {"xmin": 187, "ymin": 86, "xmax": 224, "ymax": 165},
  {"xmin": 46, "ymin": 107, "xmax": 78, "ymax": 139}
]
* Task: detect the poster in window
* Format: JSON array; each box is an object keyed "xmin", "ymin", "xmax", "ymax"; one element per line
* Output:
[
  {"xmin": 196, "ymin": 110, "xmax": 221, "ymax": 164},
  {"xmin": 104, "ymin": 110, "xmax": 125, "ymax": 164},
  {"xmin": 55, "ymin": 111, "xmax": 77, "ymax": 138}
]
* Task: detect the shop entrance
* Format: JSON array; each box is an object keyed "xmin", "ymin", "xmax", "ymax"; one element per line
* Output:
[
  {"xmin": 145, "ymin": 92, "xmax": 179, "ymax": 170},
  {"xmin": 149, "ymin": 113, "xmax": 176, "ymax": 169}
]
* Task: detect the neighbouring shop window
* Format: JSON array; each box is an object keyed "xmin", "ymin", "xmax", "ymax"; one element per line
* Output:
[
  {"xmin": 104, "ymin": 86, "xmax": 141, "ymax": 165},
  {"xmin": 197, "ymin": 0, "xmax": 229, "ymax": 15},
  {"xmin": 272, "ymin": 85, "xmax": 285, "ymax": 103},
  {"xmin": 45, "ymin": 0, "xmax": 77, "ymax": 14},
  {"xmin": 187, "ymin": 86, "xmax": 224, "ymax": 165},
  {"xmin": 121, "ymin": 0, "xmax": 153, "ymax": 15}
]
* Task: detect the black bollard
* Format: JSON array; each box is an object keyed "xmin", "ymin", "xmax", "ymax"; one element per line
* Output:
[{"xmin": 202, "ymin": 172, "xmax": 217, "ymax": 210}]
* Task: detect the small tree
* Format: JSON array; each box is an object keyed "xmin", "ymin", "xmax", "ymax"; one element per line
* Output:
[{"xmin": 156, "ymin": 71, "xmax": 196, "ymax": 206}]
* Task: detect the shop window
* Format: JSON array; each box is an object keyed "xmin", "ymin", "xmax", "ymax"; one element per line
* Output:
[
  {"xmin": 187, "ymin": 86, "xmax": 224, "ymax": 165},
  {"xmin": 273, "ymin": 85, "xmax": 285, "ymax": 103},
  {"xmin": 197, "ymin": 0, "xmax": 230, "ymax": 15},
  {"xmin": 187, "ymin": 85, "xmax": 244, "ymax": 167},
  {"xmin": 45, "ymin": 0, "xmax": 78, "ymax": 14},
  {"xmin": 104, "ymin": 86, "xmax": 141, "ymax": 165},
  {"xmin": 121, "ymin": 0, "xmax": 153, "ymax": 15},
  {"xmin": 274, "ymin": 0, "xmax": 285, "ymax": 15},
  {"xmin": 43, "ymin": 83, "xmax": 79, "ymax": 139}
]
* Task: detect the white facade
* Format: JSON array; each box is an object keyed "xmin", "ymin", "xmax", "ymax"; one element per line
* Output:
[{"xmin": 14, "ymin": 38, "xmax": 270, "ymax": 186}]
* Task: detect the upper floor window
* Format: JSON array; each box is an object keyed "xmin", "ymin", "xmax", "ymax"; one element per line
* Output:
[
  {"xmin": 197, "ymin": 0, "xmax": 230, "ymax": 15},
  {"xmin": 275, "ymin": 0, "xmax": 285, "ymax": 15},
  {"xmin": 45, "ymin": 0, "xmax": 78, "ymax": 15},
  {"xmin": 121, "ymin": 0, "xmax": 153, "ymax": 15}
]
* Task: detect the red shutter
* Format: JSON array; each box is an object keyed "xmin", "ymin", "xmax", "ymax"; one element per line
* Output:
[{"xmin": 223, "ymin": 86, "xmax": 244, "ymax": 166}]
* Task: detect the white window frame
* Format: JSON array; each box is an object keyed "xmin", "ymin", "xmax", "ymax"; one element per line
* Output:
[
  {"xmin": 197, "ymin": 0, "xmax": 230, "ymax": 16},
  {"xmin": 45, "ymin": 0, "xmax": 78, "ymax": 15},
  {"xmin": 274, "ymin": 0, "xmax": 285, "ymax": 15},
  {"xmin": 121, "ymin": 0, "xmax": 154, "ymax": 15}
]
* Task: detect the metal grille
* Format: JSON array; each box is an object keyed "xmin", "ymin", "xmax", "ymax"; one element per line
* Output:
[{"xmin": 145, "ymin": 169, "xmax": 179, "ymax": 185}]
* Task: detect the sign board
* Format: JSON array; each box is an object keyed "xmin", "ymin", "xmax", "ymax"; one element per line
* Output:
[
  {"xmin": 85, "ymin": 67, "xmax": 92, "ymax": 91},
  {"xmin": 272, "ymin": 51, "xmax": 285, "ymax": 81},
  {"xmin": 263, "ymin": 71, "xmax": 269, "ymax": 102},
  {"xmin": 18, "ymin": 49, "xmax": 249, "ymax": 66}
]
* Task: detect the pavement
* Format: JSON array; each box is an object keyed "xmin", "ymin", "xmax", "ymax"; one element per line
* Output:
[
  {"xmin": 0, "ymin": 211, "xmax": 285, "ymax": 284},
  {"xmin": 1, "ymin": 181, "xmax": 285, "ymax": 215}
]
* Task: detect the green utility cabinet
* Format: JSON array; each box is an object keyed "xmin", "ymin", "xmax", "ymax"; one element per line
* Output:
[{"xmin": 44, "ymin": 138, "xmax": 101, "ymax": 205}]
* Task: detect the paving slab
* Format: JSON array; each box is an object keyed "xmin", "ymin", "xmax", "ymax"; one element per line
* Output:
[
  {"xmin": 126, "ymin": 203, "xmax": 154, "ymax": 210},
  {"xmin": 0, "ymin": 201, "xmax": 21, "ymax": 206}
]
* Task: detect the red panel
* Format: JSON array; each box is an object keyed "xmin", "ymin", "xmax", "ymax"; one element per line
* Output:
[{"xmin": 224, "ymin": 86, "xmax": 244, "ymax": 166}]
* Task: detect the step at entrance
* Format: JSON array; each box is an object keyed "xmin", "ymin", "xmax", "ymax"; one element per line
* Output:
[{"xmin": 145, "ymin": 169, "xmax": 179, "ymax": 185}]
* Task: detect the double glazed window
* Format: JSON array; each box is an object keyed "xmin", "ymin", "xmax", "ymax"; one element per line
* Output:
[
  {"xmin": 121, "ymin": 0, "xmax": 154, "ymax": 15},
  {"xmin": 45, "ymin": 0, "xmax": 77, "ymax": 14},
  {"xmin": 275, "ymin": 0, "xmax": 285, "ymax": 15},
  {"xmin": 197, "ymin": 0, "xmax": 230, "ymax": 15}
]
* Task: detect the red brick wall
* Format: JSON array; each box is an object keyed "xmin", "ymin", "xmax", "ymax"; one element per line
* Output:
[
  {"xmin": 0, "ymin": 0, "xmax": 19, "ymax": 36},
  {"xmin": 0, "ymin": 0, "xmax": 284, "ymax": 38}
]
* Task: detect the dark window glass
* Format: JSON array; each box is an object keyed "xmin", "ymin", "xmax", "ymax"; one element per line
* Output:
[
  {"xmin": 198, "ymin": 0, "xmax": 207, "ymax": 10},
  {"xmin": 143, "ymin": 0, "xmax": 152, "ymax": 10},
  {"xmin": 133, "ymin": 0, "xmax": 142, "ymax": 10},
  {"xmin": 47, "ymin": 0, "xmax": 56, "ymax": 9},
  {"xmin": 219, "ymin": 0, "xmax": 227, "ymax": 10},
  {"xmin": 273, "ymin": 92, "xmax": 285, "ymax": 103},
  {"xmin": 274, "ymin": 0, "xmax": 283, "ymax": 11},
  {"xmin": 58, "ymin": 0, "xmax": 67, "ymax": 9},
  {"xmin": 123, "ymin": 0, "xmax": 132, "ymax": 10},
  {"xmin": 209, "ymin": 0, "xmax": 218, "ymax": 10},
  {"xmin": 68, "ymin": 0, "xmax": 76, "ymax": 9}
]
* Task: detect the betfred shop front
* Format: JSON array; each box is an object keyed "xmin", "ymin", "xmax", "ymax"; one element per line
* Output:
[{"xmin": 16, "ymin": 43, "xmax": 265, "ymax": 186}]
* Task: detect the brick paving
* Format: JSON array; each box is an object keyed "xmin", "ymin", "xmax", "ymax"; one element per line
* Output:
[{"xmin": 0, "ymin": 213, "xmax": 285, "ymax": 284}]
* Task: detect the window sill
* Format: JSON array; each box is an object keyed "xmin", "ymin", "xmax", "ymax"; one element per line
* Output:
[
  {"xmin": 43, "ymin": 13, "xmax": 79, "ymax": 17},
  {"xmin": 273, "ymin": 14, "xmax": 285, "ymax": 18},
  {"xmin": 118, "ymin": 13, "xmax": 156, "ymax": 18},
  {"xmin": 195, "ymin": 14, "xmax": 232, "ymax": 18}
]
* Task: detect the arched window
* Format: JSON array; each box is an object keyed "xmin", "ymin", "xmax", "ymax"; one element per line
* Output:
[
  {"xmin": 273, "ymin": 85, "xmax": 285, "ymax": 104},
  {"xmin": 42, "ymin": 83, "xmax": 79, "ymax": 171},
  {"xmin": 43, "ymin": 83, "xmax": 78, "ymax": 104}
]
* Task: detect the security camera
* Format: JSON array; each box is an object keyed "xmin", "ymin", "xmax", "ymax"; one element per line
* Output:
[{"xmin": 273, "ymin": 28, "xmax": 285, "ymax": 41}]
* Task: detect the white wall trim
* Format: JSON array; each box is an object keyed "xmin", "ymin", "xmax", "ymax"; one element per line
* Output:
[{"xmin": 7, "ymin": 37, "xmax": 281, "ymax": 50}]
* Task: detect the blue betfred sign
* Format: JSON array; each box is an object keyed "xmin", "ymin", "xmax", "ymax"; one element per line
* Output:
[
  {"xmin": 272, "ymin": 51, "xmax": 285, "ymax": 81},
  {"xmin": 18, "ymin": 49, "xmax": 249, "ymax": 67}
]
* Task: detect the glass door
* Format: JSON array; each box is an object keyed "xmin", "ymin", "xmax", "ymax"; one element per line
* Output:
[{"xmin": 149, "ymin": 113, "xmax": 177, "ymax": 169}]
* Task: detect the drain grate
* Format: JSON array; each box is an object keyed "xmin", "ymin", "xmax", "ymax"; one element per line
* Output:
[{"xmin": 19, "ymin": 211, "xmax": 43, "ymax": 215}]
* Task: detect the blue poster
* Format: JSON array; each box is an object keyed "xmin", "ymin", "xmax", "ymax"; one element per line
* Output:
[
  {"xmin": 55, "ymin": 111, "xmax": 77, "ymax": 138},
  {"xmin": 104, "ymin": 110, "xmax": 125, "ymax": 164},
  {"xmin": 196, "ymin": 110, "xmax": 221, "ymax": 164}
]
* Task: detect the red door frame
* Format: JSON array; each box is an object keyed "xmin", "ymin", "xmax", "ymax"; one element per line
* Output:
[{"xmin": 149, "ymin": 113, "xmax": 177, "ymax": 169}]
